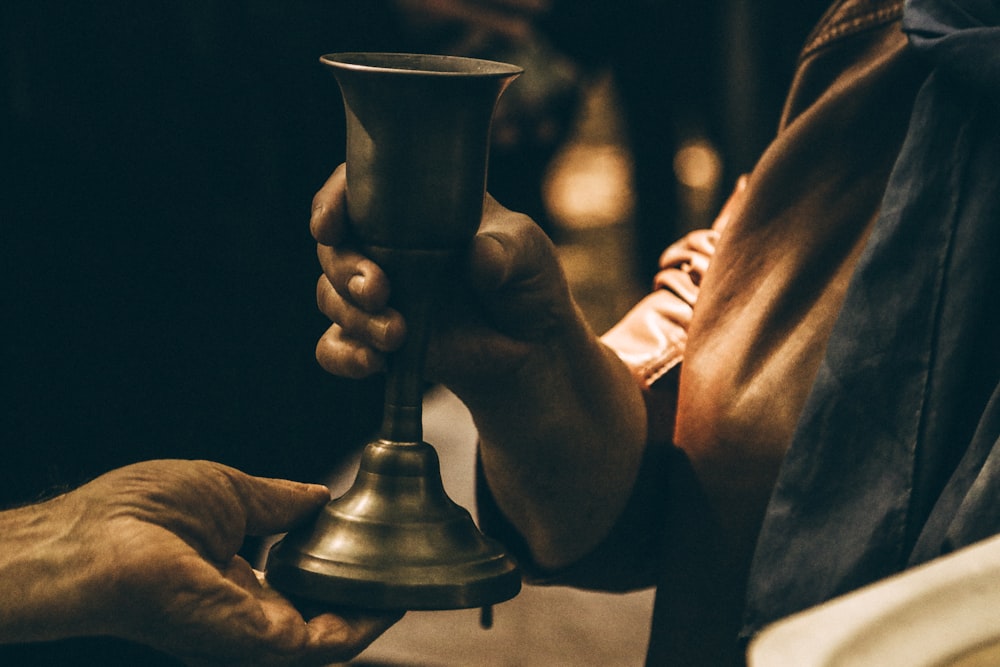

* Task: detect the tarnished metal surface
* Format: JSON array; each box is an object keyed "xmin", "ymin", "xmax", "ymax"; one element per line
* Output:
[{"xmin": 266, "ymin": 52, "xmax": 522, "ymax": 611}]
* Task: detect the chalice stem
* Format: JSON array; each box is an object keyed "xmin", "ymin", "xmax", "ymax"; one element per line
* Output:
[{"xmin": 369, "ymin": 245, "xmax": 453, "ymax": 444}]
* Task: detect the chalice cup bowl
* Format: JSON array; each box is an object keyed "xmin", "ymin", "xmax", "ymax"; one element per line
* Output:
[{"xmin": 265, "ymin": 53, "xmax": 523, "ymax": 611}]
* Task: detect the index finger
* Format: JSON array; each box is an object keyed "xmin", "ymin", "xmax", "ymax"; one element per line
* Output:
[{"xmin": 310, "ymin": 163, "xmax": 348, "ymax": 246}]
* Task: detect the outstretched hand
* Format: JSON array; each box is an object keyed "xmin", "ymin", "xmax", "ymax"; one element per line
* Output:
[{"xmin": 0, "ymin": 459, "xmax": 400, "ymax": 666}]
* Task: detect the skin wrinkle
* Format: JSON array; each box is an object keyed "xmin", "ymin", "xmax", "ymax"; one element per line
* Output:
[{"xmin": 0, "ymin": 460, "xmax": 398, "ymax": 663}]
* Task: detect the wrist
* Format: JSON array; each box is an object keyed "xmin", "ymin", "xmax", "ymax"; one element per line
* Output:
[
  {"xmin": 464, "ymin": 304, "xmax": 649, "ymax": 568},
  {"xmin": 0, "ymin": 494, "xmax": 116, "ymax": 644}
]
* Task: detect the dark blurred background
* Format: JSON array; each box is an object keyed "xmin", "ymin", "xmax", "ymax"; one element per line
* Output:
[
  {"xmin": 0, "ymin": 1, "xmax": 827, "ymax": 664},
  {"xmin": 2, "ymin": 2, "xmax": 398, "ymax": 505}
]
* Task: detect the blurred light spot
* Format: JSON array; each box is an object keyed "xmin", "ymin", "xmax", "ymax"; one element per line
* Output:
[
  {"xmin": 673, "ymin": 139, "xmax": 723, "ymax": 190},
  {"xmin": 543, "ymin": 143, "xmax": 635, "ymax": 229}
]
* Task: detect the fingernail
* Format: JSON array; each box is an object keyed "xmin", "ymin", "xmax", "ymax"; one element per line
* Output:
[
  {"xmin": 369, "ymin": 317, "xmax": 391, "ymax": 347},
  {"xmin": 348, "ymin": 274, "xmax": 366, "ymax": 301}
]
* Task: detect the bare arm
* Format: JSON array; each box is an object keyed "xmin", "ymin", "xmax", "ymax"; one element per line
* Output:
[{"xmin": 453, "ymin": 247, "xmax": 648, "ymax": 570}]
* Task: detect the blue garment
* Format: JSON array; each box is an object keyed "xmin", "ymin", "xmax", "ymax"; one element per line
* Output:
[{"xmin": 743, "ymin": 0, "xmax": 1000, "ymax": 640}]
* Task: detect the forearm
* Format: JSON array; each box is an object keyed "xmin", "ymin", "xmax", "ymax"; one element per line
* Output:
[
  {"xmin": 460, "ymin": 303, "xmax": 648, "ymax": 570},
  {"xmin": 0, "ymin": 495, "xmax": 110, "ymax": 644}
]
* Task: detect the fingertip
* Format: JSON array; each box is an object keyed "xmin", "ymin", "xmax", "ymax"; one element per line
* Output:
[
  {"xmin": 272, "ymin": 478, "xmax": 332, "ymax": 505},
  {"xmin": 350, "ymin": 258, "xmax": 393, "ymax": 310},
  {"xmin": 469, "ymin": 232, "xmax": 510, "ymax": 291},
  {"xmin": 302, "ymin": 483, "xmax": 333, "ymax": 503},
  {"xmin": 310, "ymin": 164, "xmax": 348, "ymax": 244},
  {"xmin": 352, "ymin": 346, "xmax": 388, "ymax": 377},
  {"xmin": 370, "ymin": 313, "xmax": 406, "ymax": 353},
  {"xmin": 315, "ymin": 335, "xmax": 387, "ymax": 379}
]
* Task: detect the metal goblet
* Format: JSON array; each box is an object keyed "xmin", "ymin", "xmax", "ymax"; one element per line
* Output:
[{"xmin": 265, "ymin": 52, "xmax": 523, "ymax": 611}]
